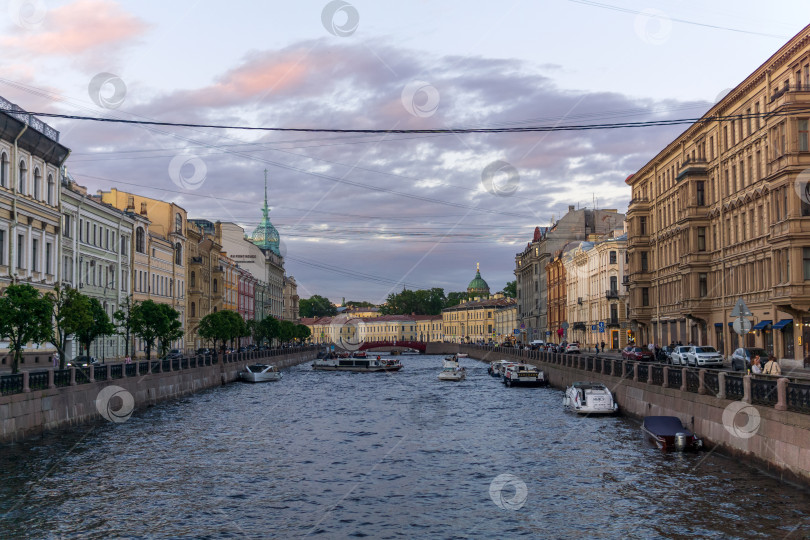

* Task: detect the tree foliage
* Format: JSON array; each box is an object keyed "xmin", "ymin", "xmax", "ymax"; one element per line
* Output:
[
  {"xmin": 113, "ymin": 296, "xmax": 136, "ymax": 358},
  {"xmin": 299, "ymin": 295, "xmax": 337, "ymax": 318},
  {"xmin": 131, "ymin": 300, "xmax": 183, "ymax": 359},
  {"xmin": 277, "ymin": 320, "xmax": 296, "ymax": 343},
  {"xmin": 198, "ymin": 310, "xmax": 244, "ymax": 352},
  {"xmin": 294, "ymin": 324, "xmax": 311, "ymax": 341},
  {"xmin": 0, "ymin": 285, "xmax": 54, "ymax": 373},
  {"xmin": 502, "ymin": 280, "xmax": 517, "ymax": 298},
  {"xmin": 76, "ymin": 298, "xmax": 116, "ymax": 358},
  {"xmin": 380, "ymin": 288, "xmax": 448, "ymax": 315},
  {"xmin": 49, "ymin": 286, "xmax": 92, "ymax": 369}
]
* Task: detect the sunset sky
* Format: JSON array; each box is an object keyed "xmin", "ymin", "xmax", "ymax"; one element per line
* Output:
[{"xmin": 2, "ymin": 0, "xmax": 807, "ymax": 303}]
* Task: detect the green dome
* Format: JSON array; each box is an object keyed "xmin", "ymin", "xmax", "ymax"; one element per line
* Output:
[
  {"xmin": 467, "ymin": 264, "xmax": 490, "ymax": 295},
  {"xmin": 249, "ymin": 172, "xmax": 281, "ymax": 256}
]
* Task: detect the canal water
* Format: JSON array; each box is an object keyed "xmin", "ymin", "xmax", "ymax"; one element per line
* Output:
[{"xmin": 1, "ymin": 354, "xmax": 809, "ymax": 539}]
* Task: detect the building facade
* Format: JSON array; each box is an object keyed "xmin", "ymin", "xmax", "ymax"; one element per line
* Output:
[
  {"xmin": 442, "ymin": 296, "xmax": 516, "ymax": 344},
  {"xmin": 493, "ymin": 302, "xmax": 518, "ymax": 344},
  {"xmin": 626, "ymin": 23, "xmax": 810, "ymax": 367},
  {"xmin": 186, "ymin": 220, "xmax": 223, "ymax": 350}
]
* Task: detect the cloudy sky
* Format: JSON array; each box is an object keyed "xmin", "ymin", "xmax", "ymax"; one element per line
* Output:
[{"xmin": 1, "ymin": 0, "xmax": 807, "ymax": 304}]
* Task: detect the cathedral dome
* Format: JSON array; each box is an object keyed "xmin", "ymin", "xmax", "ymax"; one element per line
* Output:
[
  {"xmin": 249, "ymin": 171, "xmax": 281, "ymax": 256},
  {"xmin": 467, "ymin": 263, "xmax": 490, "ymax": 296}
]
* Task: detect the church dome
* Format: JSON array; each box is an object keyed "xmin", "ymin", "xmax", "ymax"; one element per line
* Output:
[
  {"xmin": 467, "ymin": 263, "xmax": 490, "ymax": 296},
  {"xmin": 249, "ymin": 171, "xmax": 281, "ymax": 256}
]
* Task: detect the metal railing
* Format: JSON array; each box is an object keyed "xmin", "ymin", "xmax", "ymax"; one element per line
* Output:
[
  {"xmin": 54, "ymin": 369, "xmax": 71, "ymax": 388},
  {"xmin": 725, "ymin": 375, "xmax": 744, "ymax": 400},
  {"xmin": 669, "ymin": 368, "xmax": 683, "ymax": 388},
  {"xmin": 0, "ymin": 374, "xmax": 23, "ymax": 395},
  {"xmin": 787, "ymin": 382, "xmax": 810, "ymax": 412},
  {"xmin": 704, "ymin": 372, "xmax": 720, "ymax": 396},
  {"xmin": 751, "ymin": 378, "xmax": 778, "ymax": 406},
  {"xmin": 686, "ymin": 370, "xmax": 700, "ymax": 393}
]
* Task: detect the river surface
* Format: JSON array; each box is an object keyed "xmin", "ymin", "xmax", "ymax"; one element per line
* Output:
[{"xmin": 1, "ymin": 354, "xmax": 809, "ymax": 539}]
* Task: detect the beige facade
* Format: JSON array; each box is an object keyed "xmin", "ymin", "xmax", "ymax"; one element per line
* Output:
[
  {"xmin": 415, "ymin": 315, "xmax": 442, "ymax": 342},
  {"xmin": 626, "ymin": 23, "xmax": 810, "ymax": 367},
  {"xmin": 186, "ymin": 221, "xmax": 222, "ymax": 350},
  {"xmin": 494, "ymin": 303, "xmax": 518, "ymax": 344},
  {"xmin": 282, "ymin": 275, "xmax": 299, "ymax": 321},
  {"xmin": 442, "ymin": 296, "xmax": 515, "ymax": 344}
]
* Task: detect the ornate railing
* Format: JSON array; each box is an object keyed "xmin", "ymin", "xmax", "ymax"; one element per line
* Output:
[
  {"xmin": 28, "ymin": 371, "xmax": 49, "ymax": 391},
  {"xmin": 110, "ymin": 364, "xmax": 123, "ymax": 380},
  {"xmin": 751, "ymin": 378, "xmax": 778, "ymax": 406},
  {"xmin": 651, "ymin": 365, "xmax": 664, "ymax": 385},
  {"xmin": 686, "ymin": 370, "xmax": 700, "ymax": 393},
  {"xmin": 638, "ymin": 364, "xmax": 649, "ymax": 381},
  {"xmin": 125, "ymin": 363, "xmax": 137, "ymax": 377},
  {"xmin": 668, "ymin": 368, "xmax": 682, "ymax": 388},
  {"xmin": 725, "ymin": 375, "xmax": 745, "ymax": 400},
  {"xmin": 54, "ymin": 369, "xmax": 71, "ymax": 388},
  {"xmin": 0, "ymin": 96, "xmax": 60, "ymax": 141},
  {"xmin": 93, "ymin": 365, "xmax": 106, "ymax": 381},
  {"xmin": 624, "ymin": 361, "xmax": 634, "ymax": 379},
  {"xmin": 787, "ymin": 382, "xmax": 810, "ymax": 412},
  {"xmin": 704, "ymin": 372, "xmax": 720, "ymax": 396},
  {"xmin": 1, "ymin": 374, "xmax": 23, "ymax": 395}
]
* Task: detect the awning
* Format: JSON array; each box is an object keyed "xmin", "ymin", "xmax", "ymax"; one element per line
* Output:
[
  {"xmin": 752, "ymin": 320, "xmax": 772, "ymax": 330},
  {"xmin": 772, "ymin": 319, "xmax": 793, "ymax": 330},
  {"xmin": 714, "ymin": 323, "xmax": 723, "ymax": 327},
  {"xmin": 727, "ymin": 322, "xmax": 733, "ymax": 327}
]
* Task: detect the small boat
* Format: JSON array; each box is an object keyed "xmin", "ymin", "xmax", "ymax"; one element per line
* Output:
[
  {"xmin": 502, "ymin": 363, "xmax": 547, "ymax": 387},
  {"xmin": 352, "ymin": 351, "xmax": 367, "ymax": 358},
  {"xmin": 438, "ymin": 355, "xmax": 466, "ymax": 381},
  {"xmin": 563, "ymin": 382, "xmax": 618, "ymax": 415},
  {"xmin": 487, "ymin": 360, "xmax": 513, "ymax": 377},
  {"xmin": 390, "ymin": 350, "xmax": 401, "ymax": 356},
  {"xmin": 312, "ymin": 355, "xmax": 403, "ymax": 372},
  {"xmin": 401, "ymin": 349, "xmax": 420, "ymax": 355},
  {"xmin": 456, "ymin": 353, "xmax": 468, "ymax": 358},
  {"xmin": 642, "ymin": 416, "xmax": 703, "ymax": 452},
  {"xmin": 239, "ymin": 364, "xmax": 282, "ymax": 382}
]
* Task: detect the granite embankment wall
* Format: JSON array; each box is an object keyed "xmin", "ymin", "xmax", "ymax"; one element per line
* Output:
[
  {"xmin": 0, "ymin": 348, "xmax": 317, "ymax": 444},
  {"xmin": 426, "ymin": 342, "xmax": 810, "ymax": 485}
]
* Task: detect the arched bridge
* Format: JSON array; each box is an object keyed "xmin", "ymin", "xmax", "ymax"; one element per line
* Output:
[{"xmin": 357, "ymin": 340, "xmax": 426, "ymax": 352}]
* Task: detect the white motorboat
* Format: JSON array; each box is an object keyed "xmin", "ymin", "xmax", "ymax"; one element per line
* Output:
[
  {"xmin": 487, "ymin": 360, "xmax": 513, "ymax": 377},
  {"xmin": 312, "ymin": 355, "xmax": 403, "ymax": 372},
  {"xmin": 456, "ymin": 353, "xmax": 469, "ymax": 358},
  {"xmin": 563, "ymin": 382, "xmax": 618, "ymax": 414},
  {"xmin": 502, "ymin": 363, "xmax": 547, "ymax": 387},
  {"xmin": 239, "ymin": 364, "xmax": 282, "ymax": 383},
  {"xmin": 438, "ymin": 355, "xmax": 466, "ymax": 381}
]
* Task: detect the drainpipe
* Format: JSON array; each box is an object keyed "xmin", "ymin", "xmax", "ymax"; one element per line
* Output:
[
  {"xmin": 9, "ymin": 124, "xmax": 27, "ymax": 282},
  {"xmin": 55, "ymin": 152, "xmax": 71, "ymax": 287}
]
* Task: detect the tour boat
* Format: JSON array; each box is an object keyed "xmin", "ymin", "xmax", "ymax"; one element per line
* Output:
[
  {"xmin": 312, "ymin": 355, "xmax": 403, "ymax": 372},
  {"xmin": 641, "ymin": 416, "xmax": 703, "ymax": 452},
  {"xmin": 563, "ymin": 382, "xmax": 618, "ymax": 415},
  {"xmin": 239, "ymin": 364, "xmax": 282, "ymax": 383},
  {"xmin": 438, "ymin": 355, "xmax": 466, "ymax": 381},
  {"xmin": 401, "ymin": 349, "xmax": 420, "ymax": 355},
  {"xmin": 487, "ymin": 360, "xmax": 513, "ymax": 377},
  {"xmin": 502, "ymin": 363, "xmax": 548, "ymax": 387}
]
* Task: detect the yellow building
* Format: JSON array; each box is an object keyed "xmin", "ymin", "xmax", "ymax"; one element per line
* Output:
[
  {"xmin": 415, "ymin": 315, "xmax": 442, "ymax": 342},
  {"xmin": 494, "ymin": 303, "xmax": 518, "ymax": 344},
  {"xmin": 626, "ymin": 23, "xmax": 810, "ymax": 367},
  {"xmin": 442, "ymin": 296, "xmax": 516, "ymax": 344},
  {"xmin": 186, "ymin": 220, "xmax": 222, "ymax": 349},
  {"xmin": 219, "ymin": 253, "xmax": 238, "ymax": 312}
]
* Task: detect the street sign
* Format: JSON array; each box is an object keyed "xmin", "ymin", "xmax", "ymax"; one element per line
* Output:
[
  {"xmin": 730, "ymin": 297, "xmax": 753, "ymax": 318},
  {"xmin": 513, "ymin": 329, "xmax": 520, "ymax": 335},
  {"xmin": 561, "ymin": 322, "xmax": 569, "ymax": 330},
  {"xmin": 598, "ymin": 321, "xmax": 605, "ymax": 330},
  {"xmin": 733, "ymin": 317, "xmax": 753, "ymax": 335},
  {"xmin": 546, "ymin": 331, "xmax": 551, "ymax": 335},
  {"xmin": 520, "ymin": 323, "xmax": 525, "ymax": 329},
  {"xmin": 591, "ymin": 325, "xmax": 597, "ymax": 331}
]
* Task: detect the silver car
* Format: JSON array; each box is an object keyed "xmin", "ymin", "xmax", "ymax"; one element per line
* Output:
[
  {"xmin": 686, "ymin": 346, "xmax": 723, "ymax": 367},
  {"xmin": 669, "ymin": 346, "xmax": 691, "ymax": 365}
]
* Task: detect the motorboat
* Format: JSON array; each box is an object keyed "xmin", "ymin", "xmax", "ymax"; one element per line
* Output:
[
  {"xmin": 438, "ymin": 355, "xmax": 466, "ymax": 381},
  {"xmin": 401, "ymin": 349, "xmax": 420, "ymax": 355},
  {"xmin": 239, "ymin": 364, "xmax": 282, "ymax": 382},
  {"xmin": 641, "ymin": 416, "xmax": 703, "ymax": 452},
  {"xmin": 456, "ymin": 353, "xmax": 469, "ymax": 358},
  {"xmin": 312, "ymin": 355, "xmax": 403, "ymax": 372},
  {"xmin": 487, "ymin": 360, "xmax": 513, "ymax": 377},
  {"xmin": 502, "ymin": 363, "xmax": 548, "ymax": 387},
  {"xmin": 563, "ymin": 382, "xmax": 618, "ymax": 414}
]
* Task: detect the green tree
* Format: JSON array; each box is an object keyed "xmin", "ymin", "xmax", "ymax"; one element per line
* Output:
[
  {"xmin": 198, "ymin": 310, "xmax": 244, "ymax": 353},
  {"xmin": 299, "ymin": 295, "xmax": 337, "ymax": 317},
  {"xmin": 503, "ymin": 280, "xmax": 517, "ymax": 298},
  {"xmin": 294, "ymin": 324, "xmax": 311, "ymax": 342},
  {"xmin": 277, "ymin": 320, "xmax": 295, "ymax": 343},
  {"xmin": 131, "ymin": 300, "xmax": 182, "ymax": 359},
  {"xmin": 113, "ymin": 296, "xmax": 136, "ymax": 358},
  {"xmin": 49, "ymin": 286, "xmax": 92, "ymax": 369},
  {"xmin": 445, "ymin": 291, "xmax": 469, "ymax": 308},
  {"xmin": 0, "ymin": 284, "xmax": 54, "ymax": 374},
  {"xmin": 259, "ymin": 316, "xmax": 280, "ymax": 346},
  {"xmin": 76, "ymin": 298, "xmax": 116, "ymax": 360},
  {"xmin": 345, "ymin": 300, "xmax": 375, "ymax": 308},
  {"xmin": 380, "ymin": 288, "xmax": 447, "ymax": 315}
]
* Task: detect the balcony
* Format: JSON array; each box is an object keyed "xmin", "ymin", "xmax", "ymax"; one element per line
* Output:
[
  {"xmin": 676, "ymin": 157, "xmax": 708, "ymax": 181},
  {"xmin": 622, "ymin": 275, "xmax": 629, "ymax": 286},
  {"xmin": 191, "ymin": 256, "xmax": 203, "ymax": 264},
  {"xmin": 606, "ymin": 318, "xmax": 620, "ymax": 328},
  {"xmin": 605, "ymin": 289, "xmax": 619, "ymax": 300}
]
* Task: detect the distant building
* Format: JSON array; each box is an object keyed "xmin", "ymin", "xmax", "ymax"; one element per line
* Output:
[{"xmin": 442, "ymin": 295, "xmax": 516, "ymax": 344}]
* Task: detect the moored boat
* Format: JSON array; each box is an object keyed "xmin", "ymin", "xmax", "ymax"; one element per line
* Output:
[
  {"xmin": 563, "ymin": 382, "xmax": 618, "ymax": 414},
  {"xmin": 438, "ymin": 355, "xmax": 466, "ymax": 381},
  {"xmin": 641, "ymin": 416, "xmax": 703, "ymax": 452},
  {"xmin": 502, "ymin": 363, "xmax": 547, "ymax": 387},
  {"xmin": 487, "ymin": 360, "xmax": 513, "ymax": 377},
  {"xmin": 456, "ymin": 353, "xmax": 468, "ymax": 358},
  {"xmin": 312, "ymin": 355, "xmax": 403, "ymax": 372},
  {"xmin": 239, "ymin": 364, "xmax": 282, "ymax": 382}
]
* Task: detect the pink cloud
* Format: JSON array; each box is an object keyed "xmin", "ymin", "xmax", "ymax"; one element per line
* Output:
[{"xmin": 3, "ymin": 0, "xmax": 147, "ymax": 56}]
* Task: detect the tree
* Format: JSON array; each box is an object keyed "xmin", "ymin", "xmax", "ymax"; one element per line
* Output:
[
  {"xmin": 259, "ymin": 316, "xmax": 280, "ymax": 346},
  {"xmin": 131, "ymin": 300, "xmax": 182, "ymax": 360},
  {"xmin": 0, "ymin": 284, "xmax": 54, "ymax": 374},
  {"xmin": 445, "ymin": 291, "xmax": 469, "ymax": 308},
  {"xmin": 294, "ymin": 324, "xmax": 311, "ymax": 342},
  {"xmin": 277, "ymin": 320, "xmax": 296, "ymax": 343},
  {"xmin": 49, "ymin": 286, "xmax": 92, "ymax": 369},
  {"xmin": 76, "ymin": 298, "xmax": 116, "ymax": 360},
  {"xmin": 345, "ymin": 300, "xmax": 375, "ymax": 308},
  {"xmin": 299, "ymin": 295, "xmax": 337, "ymax": 318},
  {"xmin": 198, "ymin": 310, "xmax": 244, "ymax": 353},
  {"xmin": 113, "ymin": 296, "xmax": 136, "ymax": 358},
  {"xmin": 380, "ymin": 288, "xmax": 447, "ymax": 315},
  {"xmin": 503, "ymin": 280, "xmax": 517, "ymax": 298}
]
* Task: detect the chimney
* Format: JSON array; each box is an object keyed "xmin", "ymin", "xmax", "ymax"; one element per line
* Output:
[
  {"xmin": 140, "ymin": 202, "xmax": 148, "ymax": 216},
  {"xmin": 568, "ymin": 205, "xmax": 575, "ymax": 212}
]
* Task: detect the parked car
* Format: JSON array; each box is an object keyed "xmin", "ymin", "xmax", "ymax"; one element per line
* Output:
[
  {"xmin": 565, "ymin": 342, "xmax": 581, "ymax": 354},
  {"xmin": 730, "ymin": 347, "xmax": 769, "ymax": 371},
  {"xmin": 237, "ymin": 347, "xmax": 249, "ymax": 353},
  {"xmin": 668, "ymin": 346, "xmax": 692, "ymax": 365},
  {"xmin": 67, "ymin": 356, "xmax": 98, "ymax": 367},
  {"xmin": 164, "ymin": 349, "xmax": 183, "ymax": 360},
  {"xmin": 196, "ymin": 348, "xmax": 212, "ymax": 356},
  {"xmin": 622, "ymin": 347, "xmax": 654, "ymax": 361},
  {"xmin": 686, "ymin": 346, "xmax": 724, "ymax": 367}
]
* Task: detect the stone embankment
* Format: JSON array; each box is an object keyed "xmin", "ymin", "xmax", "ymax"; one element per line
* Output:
[
  {"xmin": 0, "ymin": 347, "xmax": 317, "ymax": 443},
  {"xmin": 426, "ymin": 342, "xmax": 810, "ymax": 486}
]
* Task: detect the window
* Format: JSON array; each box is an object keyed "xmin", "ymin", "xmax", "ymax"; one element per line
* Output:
[
  {"xmin": 135, "ymin": 227, "xmax": 145, "ymax": 253},
  {"xmin": 0, "ymin": 230, "xmax": 4, "ymax": 265},
  {"xmin": 121, "ymin": 235, "xmax": 126, "ymax": 254},
  {"xmin": 18, "ymin": 160, "xmax": 26, "ymax": 194},
  {"xmin": 45, "ymin": 243, "xmax": 51, "ymax": 275},
  {"xmin": 755, "ymin": 102, "xmax": 761, "ymax": 130},
  {"xmin": 609, "ymin": 251, "xmax": 617, "ymax": 264},
  {"xmin": 85, "ymin": 221, "xmax": 89, "ymax": 243},
  {"xmin": 696, "ymin": 181, "xmax": 705, "ymax": 206},
  {"xmin": 800, "ymin": 119, "xmax": 809, "ymax": 152},
  {"xmin": 33, "ymin": 168, "xmax": 40, "ymax": 200},
  {"xmin": 175, "ymin": 242, "xmax": 182, "ymax": 265},
  {"xmin": 699, "ymin": 273, "xmax": 708, "ymax": 297},
  {"xmin": 63, "ymin": 215, "xmax": 71, "ymax": 238},
  {"xmin": 17, "ymin": 234, "xmax": 24, "ymax": 269},
  {"xmin": 639, "ymin": 216, "xmax": 647, "ymax": 235},
  {"xmin": 93, "ymin": 224, "xmax": 96, "ymax": 246},
  {"xmin": 0, "ymin": 152, "xmax": 6, "ymax": 187},
  {"xmin": 190, "ymin": 271, "xmax": 196, "ymax": 287},
  {"xmin": 213, "ymin": 279, "xmax": 218, "ymax": 293},
  {"xmin": 47, "ymin": 174, "xmax": 53, "ymax": 205},
  {"xmin": 640, "ymin": 252, "xmax": 648, "ymax": 272},
  {"xmin": 609, "ymin": 275, "xmax": 617, "ymax": 292},
  {"xmin": 642, "ymin": 287, "xmax": 649, "ymax": 306},
  {"xmin": 175, "ymin": 213, "xmax": 182, "ymax": 234},
  {"xmin": 697, "ymin": 227, "xmax": 706, "ymax": 251},
  {"xmin": 191, "ymin": 302, "xmax": 196, "ymax": 318}
]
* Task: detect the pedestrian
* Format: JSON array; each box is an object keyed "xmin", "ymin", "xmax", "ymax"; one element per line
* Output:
[
  {"xmin": 763, "ymin": 355, "xmax": 782, "ymax": 376},
  {"xmin": 750, "ymin": 355, "xmax": 762, "ymax": 374},
  {"xmin": 648, "ymin": 342, "xmax": 655, "ymax": 354},
  {"xmin": 600, "ymin": 341, "xmax": 605, "ymax": 353},
  {"xmin": 52, "ymin": 352, "xmax": 59, "ymax": 368},
  {"xmin": 125, "ymin": 355, "xmax": 132, "ymax": 364}
]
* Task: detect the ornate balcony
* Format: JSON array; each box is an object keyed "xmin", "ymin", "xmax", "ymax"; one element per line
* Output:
[{"xmin": 605, "ymin": 289, "xmax": 620, "ymax": 300}]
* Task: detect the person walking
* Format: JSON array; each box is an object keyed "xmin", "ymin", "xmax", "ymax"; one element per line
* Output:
[
  {"xmin": 600, "ymin": 341, "xmax": 605, "ymax": 353},
  {"xmin": 763, "ymin": 355, "xmax": 782, "ymax": 376},
  {"xmin": 750, "ymin": 355, "xmax": 763, "ymax": 374}
]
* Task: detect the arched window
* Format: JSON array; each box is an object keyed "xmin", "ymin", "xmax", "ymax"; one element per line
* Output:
[
  {"xmin": 175, "ymin": 213, "xmax": 182, "ymax": 233},
  {"xmin": 33, "ymin": 167, "xmax": 40, "ymax": 200},
  {"xmin": 47, "ymin": 173, "xmax": 54, "ymax": 205},
  {"xmin": 190, "ymin": 271, "xmax": 196, "ymax": 287},
  {"xmin": 174, "ymin": 242, "xmax": 182, "ymax": 265},
  {"xmin": 18, "ymin": 160, "xmax": 26, "ymax": 194},
  {"xmin": 135, "ymin": 227, "xmax": 145, "ymax": 253},
  {"xmin": 213, "ymin": 279, "xmax": 218, "ymax": 293},
  {"xmin": 191, "ymin": 302, "xmax": 196, "ymax": 318},
  {"xmin": 0, "ymin": 152, "xmax": 7, "ymax": 187}
]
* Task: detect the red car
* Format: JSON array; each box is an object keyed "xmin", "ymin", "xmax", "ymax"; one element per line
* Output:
[{"xmin": 622, "ymin": 346, "xmax": 654, "ymax": 361}]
